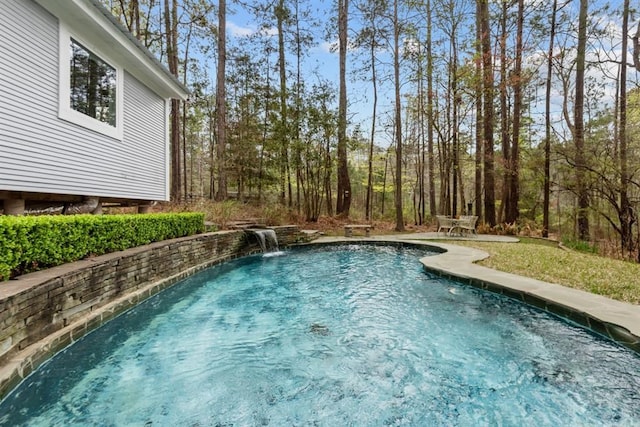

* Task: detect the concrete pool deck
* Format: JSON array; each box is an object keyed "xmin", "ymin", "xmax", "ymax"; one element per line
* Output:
[{"xmin": 312, "ymin": 234, "xmax": 640, "ymax": 351}]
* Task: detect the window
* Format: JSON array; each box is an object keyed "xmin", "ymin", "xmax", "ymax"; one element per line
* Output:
[
  {"xmin": 69, "ymin": 39, "xmax": 117, "ymax": 126},
  {"xmin": 59, "ymin": 25, "xmax": 123, "ymax": 139}
]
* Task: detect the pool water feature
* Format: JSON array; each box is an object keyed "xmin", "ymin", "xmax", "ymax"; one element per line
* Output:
[
  {"xmin": 1, "ymin": 244, "xmax": 639, "ymax": 425},
  {"xmin": 249, "ymin": 228, "xmax": 282, "ymax": 254}
]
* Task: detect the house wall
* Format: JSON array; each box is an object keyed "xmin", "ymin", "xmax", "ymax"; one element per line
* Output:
[{"xmin": 0, "ymin": 0, "xmax": 168, "ymax": 202}]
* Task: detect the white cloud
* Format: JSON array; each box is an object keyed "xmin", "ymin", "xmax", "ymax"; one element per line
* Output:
[
  {"xmin": 227, "ymin": 22, "xmax": 253, "ymax": 37},
  {"xmin": 258, "ymin": 27, "xmax": 278, "ymax": 37},
  {"xmin": 320, "ymin": 40, "xmax": 337, "ymax": 53},
  {"xmin": 226, "ymin": 21, "xmax": 279, "ymax": 38}
]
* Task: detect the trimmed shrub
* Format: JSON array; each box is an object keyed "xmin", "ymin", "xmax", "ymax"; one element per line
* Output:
[{"xmin": 0, "ymin": 213, "xmax": 204, "ymax": 280}]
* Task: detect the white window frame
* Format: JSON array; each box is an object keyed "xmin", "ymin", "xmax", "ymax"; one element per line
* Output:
[{"xmin": 58, "ymin": 23, "xmax": 124, "ymax": 140}]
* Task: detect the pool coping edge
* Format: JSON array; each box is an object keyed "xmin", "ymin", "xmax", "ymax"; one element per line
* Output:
[
  {"xmin": 306, "ymin": 237, "xmax": 640, "ymax": 354},
  {"xmin": 2, "ymin": 235, "xmax": 639, "ymax": 402},
  {"xmin": 0, "ymin": 248, "xmax": 265, "ymax": 402}
]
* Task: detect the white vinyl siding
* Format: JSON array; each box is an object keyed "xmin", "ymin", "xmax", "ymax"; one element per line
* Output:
[
  {"xmin": 0, "ymin": 0, "xmax": 169, "ymax": 201},
  {"xmin": 122, "ymin": 74, "xmax": 168, "ymax": 198}
]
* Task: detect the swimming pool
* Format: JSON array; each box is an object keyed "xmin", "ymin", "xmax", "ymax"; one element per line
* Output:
[{"xmin": 1, "ymin": 244, "xmax": 639, "ymax": 425}]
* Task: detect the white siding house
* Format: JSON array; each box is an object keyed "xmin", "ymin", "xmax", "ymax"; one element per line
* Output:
[{"xmin": 0, "ymin": 0, "xmax": 188, "ymax": 214}]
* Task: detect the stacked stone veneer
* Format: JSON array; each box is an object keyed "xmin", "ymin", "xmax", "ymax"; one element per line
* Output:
[{"xmin": 0, "ymin": 225, "xmax": 309, "ymax": 399}]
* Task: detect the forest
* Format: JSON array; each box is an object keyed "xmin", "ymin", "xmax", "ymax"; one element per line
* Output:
[{"xmin": 101, "ymin": 0, "xmax": 640, "ymax": 260}]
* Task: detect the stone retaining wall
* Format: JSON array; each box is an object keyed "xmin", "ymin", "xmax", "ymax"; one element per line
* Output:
[{"xmin": 0, "ymin": 226, "xmax": 308, "ymax": 399}]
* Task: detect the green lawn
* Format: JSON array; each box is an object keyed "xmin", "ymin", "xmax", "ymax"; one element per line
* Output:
[{"xmin": 450, "ymin": 238, "xmax": 640, "ymax": 305}]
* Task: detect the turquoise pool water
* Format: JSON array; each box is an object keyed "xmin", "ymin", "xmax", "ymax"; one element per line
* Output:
[{"xmin": 1, "ymin": 244, "xmax": 639, "ymax": 425}]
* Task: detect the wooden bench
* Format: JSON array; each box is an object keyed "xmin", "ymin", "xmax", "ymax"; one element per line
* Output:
[{"xmin": 344, "ymin": 224, "xmax": 372, "ymax": 237}]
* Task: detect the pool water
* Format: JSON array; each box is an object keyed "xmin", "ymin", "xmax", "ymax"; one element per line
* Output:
[{"xmin": 1, "ymin": 244, "xmax": 639, "ymax": 426}]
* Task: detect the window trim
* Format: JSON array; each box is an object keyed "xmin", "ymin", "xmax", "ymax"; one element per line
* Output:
[{"xmin": 58, "ymin": 23, "xmax": 124, "ymax": 140}]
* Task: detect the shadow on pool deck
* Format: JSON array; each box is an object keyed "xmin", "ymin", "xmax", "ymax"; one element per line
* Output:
[{"xmin": 311, "ymin": 234, "xmax": 640, "ymax": 353}]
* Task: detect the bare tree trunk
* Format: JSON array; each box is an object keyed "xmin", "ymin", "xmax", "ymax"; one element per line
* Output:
[
  {"xmin": 366, "ymin": 30, "xmax": 378, "ymax": 221},
  {"xmin": 324, "ymin": 136, "xmax": 333, "ymax": 216},
  {"xmin": 451, "ymin": 32, "xmax": 459, "ymax": 217},
  {"xmin": 457, "ymin": 153, "xmax": 466, "ymax": 214},
  {"xmin": 393, "ymin": 0, "xmax": 404, "ymax": 231},
  {"xmin": 474, "ymin": 0, "xmax": 482, "ymax": 220},
  {"xmin": 164, "ymin": 0, "xmax": 181, "ymax": 201},
  {"xmin": 499, "ymin": 1, "xmax": 509, "ymax": 224},
  {"xmin": 480, "ymin": 0, "xmax": 496, "ymax": 226},
  {"xmin": 207, "ymin": 97, "xmax": 215, "ymax": 199},
  {"xmin": 633, "ymin": 21, "xmax": 640, "ymax": 71},
  {"xmin": 506, "ymin": 0, "xmax": 524, "ymax": 224},
  {"xmin": 543, "ymin": 0, "xmax": 558, "ymax": 238},
  {"xmin": 619, "ymin": 0, "xmax": 634, "ymax": 254},
  {"xmin": 215, "ymin": 0, "xmax": 227, "ymax": 200},
  {"xmin": 417, "ymin": 46, "xmax": 425, "ymax": 225},
  {"xmin": 276, "ymin": 0, "xmax": 289, "ymax": 205},
  {"xmin": 382, "ymin": 148, "xmax": 389, "ymax": 215},
  {"xmin": 142, "ymin": 0, "xmax": 155, "ymax": 48},
  {"xmin": 574, "ymin": 0, "xmax": 589, "ymax": 240},
  {"xmin": 119, "ymin": 0, "xmax": 140, "ymax": 38},
  {"xmin": 336, "ymin": 0, "xmax": 351, "ymax": 216},
  {"xmin": 132, "ymin": 0, "xmax": 140, "ymax": 37},
  {"xmin": 294, "ymin": 0, "xmax": 302, "ymax": 213},
  {"xmin": 258, "ymin": 43, "xmax": 272, "ymax": 204},
  {"xmin": 444, "ymin": 69, "xmax": 452, "ymax": 216},
  {"xmin": 427, "ymin": 0, "xmax": 437, "ymax": 218},
  {"xmin": 182, "ymin": 22, "xmax": 193, "ymax": 200}
]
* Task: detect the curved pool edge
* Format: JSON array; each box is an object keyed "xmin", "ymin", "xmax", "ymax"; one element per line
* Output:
[
  {"xmin": 2, "ymin": 234, "xmax": 639, "ymax": 402},
  {"xmin": 308, "ymin": 236, "xmax": 640, "ymax": 354},
  {"xmin": 0, "ymin": 249, "xmax": 248, "ymax": 402},
  {"xmin": 0, "ymin": 226, "xmax": 307, "ymax": 401}
]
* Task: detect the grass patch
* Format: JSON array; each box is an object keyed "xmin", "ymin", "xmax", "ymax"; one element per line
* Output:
[
  {"xmin": 451, "ymin": 240, "xmax": 640, "ymax": 305},
  {"xmin": 561, "ymin": 237, "xmax": 598, "ymax": 254}
]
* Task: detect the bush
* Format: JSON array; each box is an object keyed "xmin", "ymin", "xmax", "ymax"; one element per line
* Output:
[{"xmin": 0, "ymin": 213, "xmax": 204, "ymax": 280}]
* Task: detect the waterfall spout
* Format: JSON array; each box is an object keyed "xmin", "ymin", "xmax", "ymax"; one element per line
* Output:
[{"xmin": 249, "ymin": 229, "xmax": 285, "ymax": 256}]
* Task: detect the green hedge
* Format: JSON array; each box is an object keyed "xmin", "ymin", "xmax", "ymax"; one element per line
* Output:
[{"xmin": 0, "ymin": 213, "xmax": 205, "ymax": 280}]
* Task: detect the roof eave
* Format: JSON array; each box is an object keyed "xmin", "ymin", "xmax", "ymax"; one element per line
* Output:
[{"xmin": 34, "ymin": 0, "xmax": 189, "ymax": 100}]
